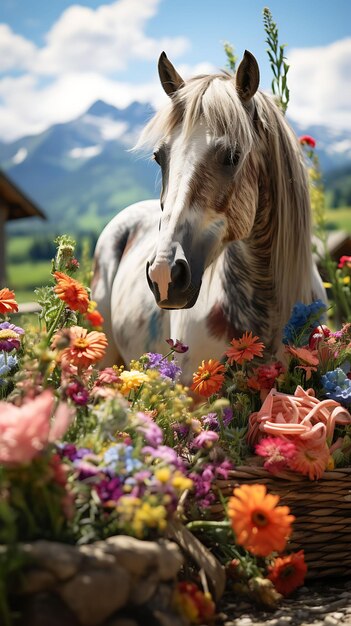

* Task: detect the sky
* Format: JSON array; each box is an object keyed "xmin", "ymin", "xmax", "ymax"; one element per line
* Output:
[{"xmin": 0, "ymin": 0, "xmax": 350, "ymax": 142}]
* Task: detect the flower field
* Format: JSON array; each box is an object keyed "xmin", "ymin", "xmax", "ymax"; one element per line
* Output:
[{"xmin": 0, "ymin": 234, "xmax": 351, "ymax": 625}]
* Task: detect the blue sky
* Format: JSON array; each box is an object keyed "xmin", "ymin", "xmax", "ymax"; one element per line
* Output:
[{"xmin": 0, "ymin": 0, "xmax": 350, "ymax": 140}]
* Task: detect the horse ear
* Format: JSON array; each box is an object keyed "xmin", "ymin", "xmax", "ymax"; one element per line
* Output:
[
  {"xmin": 158, "ymin": 51, "xmax": 184, "ymax": 97},
  {"xmin": 236, "ymin": 50, "xmax": 260, "ymax": 102}
]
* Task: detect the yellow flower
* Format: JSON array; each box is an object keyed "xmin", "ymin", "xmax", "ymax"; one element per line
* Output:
[
  {"xmin": 155, "ymin": 468, "xmax": 171, "ymax": 483},
  {"xmin": 172, "ymin": 472, "xmax": 193, "ymax": 492},
  {"xmin": 342, "ymin": 276, "xmax": 350, "ymax": 285},
  {"xmin": 119, "ymin": 369, "xmax": 149, "ymax": 395},
  {"xmin": 323, "ymin": 281, "xmax": 332, "ymax": 288}
]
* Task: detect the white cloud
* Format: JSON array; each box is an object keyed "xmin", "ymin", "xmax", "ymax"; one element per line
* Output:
[
  {"xmin": 34, "ymin": 0, "xmax": 188, "ymax": 75},
  {"xmin": 0, "ymin": 0, "xmax": 192, "ymax": 141},
  {"xmin": 288, "ymin": 38, "xmax": 351, "ymax": 131},
  {"xmin": 0, "ymin": 24, "xmax": 37, "ymax": 71}
]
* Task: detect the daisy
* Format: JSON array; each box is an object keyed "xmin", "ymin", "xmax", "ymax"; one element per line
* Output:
[
  {"xmin": 53, "ymin": 271, "xmax": 89, "ymax": 313},
  {"xmin": 57, "ymin": 326, "xmax": 107, "ymax": 368},
  {"xmin": 0, "ymin": 288, "xmax": 18, "ymax": 314},
  {"xmin": 190, "ymin": 359, "xmax": 225, "ymax": 397},
  {"xmin": 228, "ymin": 484, "xmax": 295, "ymax": 557},
  {"xmin": 225, "ymin": 331, "xmax": 265, "ymax": 366},
  {"xmin": 268, "ymin": 550, "xmax": 307, "ymax": 596},
  {"xmin": 288, "ymin": 438, "xmax": 329, "ymax": 480}
]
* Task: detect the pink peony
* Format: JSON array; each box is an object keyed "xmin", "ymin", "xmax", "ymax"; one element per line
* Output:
[{"xmin": 0, "ymin": 390, "xmax": 72, "ymax": 465}]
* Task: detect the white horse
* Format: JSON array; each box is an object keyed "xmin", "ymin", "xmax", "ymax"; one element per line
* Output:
[{"xmin": 92, "ymin": 50, "xmax": 326, "ymax": 383}]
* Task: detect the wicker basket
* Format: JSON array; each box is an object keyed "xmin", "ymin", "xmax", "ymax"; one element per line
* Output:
[{"xmin": 210, "ymin": 465, "xmax": 351, "ymax": 580}]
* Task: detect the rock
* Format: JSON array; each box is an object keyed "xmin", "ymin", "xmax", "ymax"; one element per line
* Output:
[
  {"xmin": 59, "ymin": 566, "xmax": 131, "ymax": 626},
  {"xmin": 22, "ymin": 541, "xmax": 82, "ymax": 581},
  {"xmin": 19, "ymin": 591, "xmax": 80, "ymax": 626},
  {"xmin": 103, "ymin": 536, "xmax": 183, "ymax": 580},
  {"xmin": 78, "ymin": 544, "xmax": 116, "ymax": 568},
  {"xmin": 21, "ymin": 569, "xmax": 56, "ymax": 594}
]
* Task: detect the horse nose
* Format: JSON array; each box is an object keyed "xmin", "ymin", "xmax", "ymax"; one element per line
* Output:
[{"xmin": 171, "ymin": 259, "xmax": 191, "ymax": 292}]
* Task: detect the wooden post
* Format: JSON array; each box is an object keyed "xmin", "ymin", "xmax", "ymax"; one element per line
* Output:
[{"xmin": 0, "ymin": 202, "xmax": 8, "ymax": 287}]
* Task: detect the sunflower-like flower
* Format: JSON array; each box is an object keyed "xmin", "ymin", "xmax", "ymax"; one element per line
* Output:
[
  {"xmin": 228, "ymin": 484, "xmax": 295, "ymax": 556},
  {"xmin": 190, "ymin": 359, "xmax": 225, "ymax": 397},
  {"xmin": 53, "ymin": 271, "xmax": 89, "ymax": 313},
  {"xmin": 225, "ymin": 331, "xmax": 265, "ymax": 366}
]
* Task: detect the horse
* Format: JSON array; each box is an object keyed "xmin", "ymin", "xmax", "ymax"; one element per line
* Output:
[{"xmin": 91, "ymin": 50, "xmax": 326, "ymax": 383}]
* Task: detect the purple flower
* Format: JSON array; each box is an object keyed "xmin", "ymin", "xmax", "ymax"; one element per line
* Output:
[
  {"xmin": 74, "ymin": 459, "xmax": 101, "ymax": 480},
  {"xmin": 59, "ymin": 444, "xmax": 92, "ymax": 461},
  {"xmin": 66, "ymin": 381, "xmax": 89, "ymax": 405},
  {"xmin": 145, "ymin": 352, "xmax": 181, "ymax": 381},
  {"xmin": 0, "ymin": 321, "xmax": 24, "ymax": 352},
  {"xmin": 142, "ymin": 445, "xmax": 184, "ymax": 469},
  {"xmin": 223, "ymin": 407, "xmax": 233, "ymax": 427},
  {"xmin": 136, "ymin": 412, "xmax": 163, "ymax": 446},
  {"xmin": 165, "ymin": 338, "xmax": 189, "ymax": 353},
  {"xmin": 202, "ymin": 413, "xmax": 219, "ymax": 430},
  {"xmin": 95, "ymin": 476, "xmax": 123, "ymax": 503},
  {"xmin": 159, "ymin": 359, "xmax": 181, "ymax": 381},
  {"xmin": 192, "ymin": 431, "xmax": 219, "ymax": 449}
]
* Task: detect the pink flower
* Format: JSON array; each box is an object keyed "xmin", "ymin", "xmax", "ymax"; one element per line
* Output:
[
  {"xmin": 338, "ymin": 256, "xmax": 351, "ymax": 270},
  {"xmin": 299, "ymin": 135, "xmax": 316, "ymax": 149},
  {"xmin": 192, "ymin": 430, "xmax": 219, "ymax": 449},
  {"xmin": 0, "ymin": 390, "xmax": 73, "ymax": 465},
  {"xmin": 255, "ymin": 436, "xmax": 297, "ymax": 474}
]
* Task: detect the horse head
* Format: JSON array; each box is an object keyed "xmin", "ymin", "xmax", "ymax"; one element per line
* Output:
[{"xmin": 144, "ymin": 51, "xmax": 261, "ymax": 310}]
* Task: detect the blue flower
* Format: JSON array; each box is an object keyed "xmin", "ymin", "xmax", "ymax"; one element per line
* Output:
[
  {"xmin": 321, "ymin": 368, "xmax": 351, "ymax": 407},
  {"xmin": 283, "ymin": 300, "xmax": 327, "ymax": 345},
  {"xmin": 0, "ymin": 354, "xmax": 18, "ymax": 385}
]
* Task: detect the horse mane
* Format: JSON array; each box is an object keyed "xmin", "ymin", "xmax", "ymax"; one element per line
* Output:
[{"xmin": 136, "ymin": 72, "xmax": 313, "ymax": 329}]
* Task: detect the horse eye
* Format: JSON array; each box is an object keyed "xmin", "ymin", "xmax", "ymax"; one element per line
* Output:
[
  {"xmin": 153, "ymin": 151, "xmax": 161, "ymax": 165},
  {"xmin": 222, "ymin": 150, "xmax": 240, "ymax": 167}
]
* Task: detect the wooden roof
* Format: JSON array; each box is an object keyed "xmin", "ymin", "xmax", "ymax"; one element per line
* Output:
[{"xmin": 0, "ymin": 170, "xmax": 46, "ymax": 221}]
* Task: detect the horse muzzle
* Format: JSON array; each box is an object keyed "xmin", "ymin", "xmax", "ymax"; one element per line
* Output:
[{"xmin": 146, "ymin": 256, "xmax": 201, "ymax": 309}]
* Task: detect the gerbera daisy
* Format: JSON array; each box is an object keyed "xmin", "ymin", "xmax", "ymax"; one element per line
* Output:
[
  {"xmin": 190, "ymin": 359, "xmax": 225, "ymax": 397},
  {"xmin": 57, "ymin": 325, "xmax": 107, "ymax": 368},
  {"xmin": 288, "ymin": 438, "xmax": 329, "ymax": 480},
  {"xmin": 225, "ymin": 332, "xmax": 265, "ymax": 366},
  {"xmin": 53, "ymin": 271, "xmax": 89, "ymax": 313},
  {"xmin": 268, "ymin": 550, "xmax": 307, "ymax": 596},
  {"xmin": 0, "ymin": 288, "xmax": 18, "ymax": 314},
  {"xmin": 0, "ymin": 321, "xmax": 24, "ymax": 351},
  {"xmin": 227, "ymin": 484, "xmax": 295, "ymax": 556}
]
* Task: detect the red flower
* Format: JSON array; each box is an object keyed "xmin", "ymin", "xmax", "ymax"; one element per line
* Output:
[
  {"xmin": 299, "ymin": 135, "xmax": 316, "ymax": 149},
  {"xmin": 268, "ymin": 550, "xmax": 307, "ymax": 596}
]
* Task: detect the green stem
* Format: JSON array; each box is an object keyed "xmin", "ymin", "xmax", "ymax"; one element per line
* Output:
[
  {"xmin": 186, "ymin": 519, "xmax": 230, "ymax": 531},
  {"xmin": 46, "ymin": 300, "xmax": 66, "ymax": 343}
]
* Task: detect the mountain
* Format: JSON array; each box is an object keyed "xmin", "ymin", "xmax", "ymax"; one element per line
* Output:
[
  {"xmin": 1, "ymin": 101, "xmax": 350, "ymax": 234},
  {"xmin": 289, "ymin": 121, "xmax": 351, "ymax": 173},
  {"xmin": 0, "ymin": 100, "xmax": 159, "ymax": 234}
]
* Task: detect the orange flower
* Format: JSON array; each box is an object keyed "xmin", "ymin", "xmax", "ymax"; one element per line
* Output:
[
  {"xmin": 57, "ymin": 325, "xmax": 107, "ymax": 368},
  {"xmin": 225, "ymin": 331, "xmax": 265, "ymax": 366},
  {"xmin": 0, "ymin": 288, "xmax": 18, "ymax": 314},
  {"xmin": 287, "ymin": 346, "xmax": 319, "ymax": 380},
  {"xmin": 288, "ymin": 438, "xmax": 329, "ymax": 480},
  {"xmin": 53, "ymin": 271, "xmax": 89, "ymax": 313},
  {"xmin": 85, "ymin": 309, "xmax": 104, "ymax": 327},
  {"xmin": 190, "ymin": 359, "xmax": 225, "ymax": 397},
  {"xmin": 227, "ymin": 484, "xmax": 295, "ymax": 557},
  {"xmin": 268, "ymin": 550, "xmax": 307, "ymax": 596}
]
